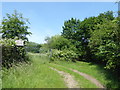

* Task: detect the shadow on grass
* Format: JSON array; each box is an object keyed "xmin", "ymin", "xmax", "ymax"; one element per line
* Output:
[{"xmin": 88, "ymin": 62, "xmax": 120, "ymax": 88}]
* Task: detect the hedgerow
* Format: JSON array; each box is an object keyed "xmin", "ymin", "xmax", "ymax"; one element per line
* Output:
[{"xmin": 0, "ymin": 39, "xmax": 28, "ymax": 68}]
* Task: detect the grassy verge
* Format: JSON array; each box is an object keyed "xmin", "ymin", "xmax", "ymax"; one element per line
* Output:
[
  {"xmin": 2, "ymin": 53, "xmax": 66, "ymax": 88},
  {"xmin": 51, "ymin": 61, "xmax": 120, "ymax": 88}
]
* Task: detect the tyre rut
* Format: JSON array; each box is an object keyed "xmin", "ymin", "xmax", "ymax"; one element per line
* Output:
[{"xmin": 50, "ymin": 67, "xmax": 79, "ymax": 88}]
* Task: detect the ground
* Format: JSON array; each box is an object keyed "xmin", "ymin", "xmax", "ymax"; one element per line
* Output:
[{"xmin": 2, "ymin": 53, "xmax": 119, "ymax": 88}]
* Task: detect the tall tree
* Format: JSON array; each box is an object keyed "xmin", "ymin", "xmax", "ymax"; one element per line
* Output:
[
  {"xmin": 0, "ymin": 10, "xmax": 32, "ymax": 41},
  {"xmin": 62, "ymin": 17, "xmax": 92, "ymax": 60},
  {"xmin": 88, "ymin": 13, "xmax": 120, "ymax": 72},
  {"xmin": 46, "ymin": 35, "xmax": 75, "ymax": 50},
  {"xmin": 62, "ymin": 18, "xmax": 81, "ymax": 40}
]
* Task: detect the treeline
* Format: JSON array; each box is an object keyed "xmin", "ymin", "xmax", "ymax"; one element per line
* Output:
[
  {"xmin": 43, "ymin": 11, "xmax": 120, "ymax": 77},
  {"xmin": 25, "ymin": 42, "xmax": 41, "ymax": 53},
  {"xmin": 1, "ymin": 10, "xmax": 120, "ymax": 76}
]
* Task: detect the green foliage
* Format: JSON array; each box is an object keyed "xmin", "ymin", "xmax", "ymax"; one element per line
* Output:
[
  {"xmin": 62, "ymin": 18, "xmax": 81, "ymax": 40},
  {"xmin": 50, "ymin": 49, "xmax": 78, "ymax": 62},
  {"xmin": 45, "ymin": 35, "xmax": 72, "ymax": 50},
  {"xmin": 26, "ymin": 42, "xmax": 41, "ymax": 53},
  {"xmin": 43, "ymin": 35, "xmax": 79, "ymax": 62},
  {"xmin": 89, "ymin": 17, "xmax": 120, "ymax": 71},
  {"xmin": 0, "ymin": 10, "xmax": 32, "ymax": 68},
  {"xmin": 42, "ymin": 35, "xmax": 78, "ymax": 54},
  {"xmin": 2, "ymin": 54, "xmax": 66, "ymax": 88},
  {"xmin": 0, "ymin": 38, "xmax": 15, "ymax": 46},
  {"xmin": 0, "ymin": 10, "xmax": 32, "ymax": 41},
  {"xmin": 0, "ymin": 39, "xmax": 28, "ymax": 68},
  {"xmin": 61, "ymin": 17, "xmax": 92, "ymax": 60},
  {"xmin": 60, "ymin": 11, "xmax": 119, "ymax": 76},
  {"xmin": 39, "ymin": 44, "xmax": 50, "ymax": 54}
]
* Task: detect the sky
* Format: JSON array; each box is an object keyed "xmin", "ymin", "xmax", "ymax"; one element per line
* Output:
[{"xmin": 2, "ymin": 2, "xmax": 118, "ymax": 44}]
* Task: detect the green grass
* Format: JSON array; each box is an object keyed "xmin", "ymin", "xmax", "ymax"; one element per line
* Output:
[
  {"xmin": 49, "ymin": 63, "xmax": 98, "ymax": 88},
  {"xmin": 2, "ymin": 53, "xmax": 119, "ymax": 88},
  {"xmin": 51, "ymin": 61, "xmax": 120, "ymax": 88},
  {"xmin": 2, "ymin": 53, "xmax": 66, "ymax": 88}
]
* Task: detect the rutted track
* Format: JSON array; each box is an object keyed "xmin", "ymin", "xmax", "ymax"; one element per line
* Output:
[
  {"xmin": 70, "ymin": 68, "xmax": 105, "ymax": 88},
  {"xmin": 50, "ymin": 67, "xmax": 79, "ymax": 88},
  {"xmin": 51, "ymin": 64, "xmax": 105, "ymax": 88}
]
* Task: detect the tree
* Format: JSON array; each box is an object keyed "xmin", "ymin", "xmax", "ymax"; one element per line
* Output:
[
  {"xmin": 45, "ymin": 35, "xmax": 76, "ymax": 50},
  {"xmin": 88, "ymin": 15, "xmax": 120, "ymax": 72},
  {"xmin": 0, "ymin": 10, "xmax": 32, "ymax": 41},
  {"xmin": 61, "ymin": 11, "xmax": 116, "ymax": 62},
  {"xmin": 62, "ymin": 18, "xmax": 81, "ymax": 40},
  {"xmin": 62, "ymin": 17, "xmax": 91, "ymax": 60}
]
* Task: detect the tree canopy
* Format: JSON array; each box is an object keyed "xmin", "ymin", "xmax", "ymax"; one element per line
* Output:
[
  {"xmin": 60, "ymin": 11, "xmax": 120, "ymax": 73},
  {"xmin": 0, "ymin": 10, "xmax": 32, "ymax": 41}
]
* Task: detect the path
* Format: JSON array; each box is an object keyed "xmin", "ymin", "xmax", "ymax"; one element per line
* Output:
[
  {"xmin": 69, "ymin": 68, "xmax": 105, "ymax": 88},
  {"xmin": 52, "ymin": 64, "xmax": 105, "ymax": 88},
  {"xmin": 50, "ymin": 67, "xmax": 79, "ymax": 88}
]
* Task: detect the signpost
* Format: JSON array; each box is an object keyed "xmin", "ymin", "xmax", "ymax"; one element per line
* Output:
[{"xmin": 15, "ymin": 39, "xmax": 24, "ymax": 46}]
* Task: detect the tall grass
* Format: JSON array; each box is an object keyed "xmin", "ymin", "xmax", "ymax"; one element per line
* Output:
[{"xmin": 2, "ymin": 53, "xmax": 66, "ymax": 88}]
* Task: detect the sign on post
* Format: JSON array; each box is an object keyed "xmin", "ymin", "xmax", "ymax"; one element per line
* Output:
[{"xmin": 15, "ymin": 40, "xmax": 24, "ymax": 46}]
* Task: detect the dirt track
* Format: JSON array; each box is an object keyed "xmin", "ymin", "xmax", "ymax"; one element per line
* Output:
[
  {"xmin": 50, "ymin": 67, "xmax": 79, "ymax": 88},
  {"xmin": 70, "ymin": 68, "xmax": 105, "ymax": 88},
  {"xmin": 51, "ymin": 64, "xmax": 105, "ymax": 88}
]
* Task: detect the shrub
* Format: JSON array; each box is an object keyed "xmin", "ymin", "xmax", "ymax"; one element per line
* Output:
[
  {"xmin": 44, "ymin": 35, "xmax": 75, "ymax": 50},
  {"xmin": 25, "ymin": 42, "xmax": 41, "ymax": 53},
  {"xmin": 50, "ymin": 49, "xmax": 78, "ymax": 62},
  {"xmin": 0, "ymin": 39, "xmax": 28, "ymax": 68}
]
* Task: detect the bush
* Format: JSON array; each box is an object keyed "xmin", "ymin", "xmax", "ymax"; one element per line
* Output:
[
  {"xmin": 44, "ymin": 35, "xmax": 74, "ymax": 50},
  {"xmin": 50, "ymin": 49, "xmax": 78, "ymax": 62},
  {"xmin": 0, "ymin": 39, "xmax": 28, "ymax": 68},
  {"xmin": 25, "ymin": 42, "xmax": 41, "ymax": 53},
  {"xmin": 88, "ymin": 18, "xmax": 120, "ymax": 72}
]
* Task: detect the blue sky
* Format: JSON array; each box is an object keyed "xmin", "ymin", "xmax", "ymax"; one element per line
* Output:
[{"xmin": 2, "ymin": 2, "xmax": 118, "ymax": 44}]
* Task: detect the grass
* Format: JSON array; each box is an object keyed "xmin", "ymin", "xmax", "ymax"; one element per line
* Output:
[
  {"xmin": 49, "ymin": 63, "xmax": 98, "ymax": 88},
  {"xmin": 2, "ymin": 53, "xmax": 120, "ymax": 88},
  {"xmin": 51, "ymin": 61, "xmax": 120, "ymax": 88},
  {"xmin": 2, "ymin": 53, "xmax": 66, "ymax": 88}
]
